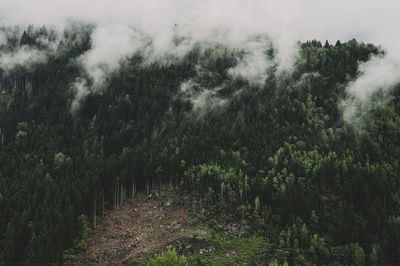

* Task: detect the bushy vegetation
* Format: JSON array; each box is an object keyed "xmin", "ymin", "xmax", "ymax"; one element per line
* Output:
[
  {"xmin": 183, "ymin": 223, "xmax": 268, "ymax": 265},
  {"xmin": 147, "ymin": 248, "xmax": 188, "ymax": 266},
  {"xmin": 62, "ymin": 214, "xmax": 91, "ymax": 263},
  {"xmin": 0, "ymin": 24, "xmax": 399, "ymax": 264}
]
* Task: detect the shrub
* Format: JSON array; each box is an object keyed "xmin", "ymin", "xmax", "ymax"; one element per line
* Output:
[{"xmin": 147, "ymin": 248, "xmax": 188, "ymax": 266}]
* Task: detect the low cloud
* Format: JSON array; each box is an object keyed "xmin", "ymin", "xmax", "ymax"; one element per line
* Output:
[
  {"xmin": 0, "ymin": 31, "xmax": 7, "ymax": 46},
  {"xmin": 228, "ymin": 36, "xmax": 275, "ymax": 85},
  {"xmin": 342, "ymin": 55, "xmax": 400, "ymax": 124},
  {"xmin": 0, "ymin": 46, "xmax": 47, "ymax": 72},
  {"xmin": 179, "ymin": 80, "xmax": 226, "ymax": 113},
  {"xmin": 70, "ymin": 78, "xmax": 90, "ymax": 113},
  {"xmin": 78, "ymin": 23, "xmax": 148, "ymax": 88},
  {"xmin": 347, "ymin": 56, "xmax": 400, "ymax": 102},
  {"xmin": 0, "ymin": 0, "xmax": 400, "ymax": 115}
]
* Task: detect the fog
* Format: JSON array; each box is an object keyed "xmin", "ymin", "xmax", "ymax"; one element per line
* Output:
[
  {"xmin": 1, "ymin": 0, "xmax": 400, "ymax": 119},
  {"xmin": 0, "ymin": 47, "xmax": 47, "ymax": 72}
]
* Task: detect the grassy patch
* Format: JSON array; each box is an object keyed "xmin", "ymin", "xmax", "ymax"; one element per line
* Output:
[
  {"xmin": 182, "ymin": 223, "xmax": 269, "ymax": 265},
  {"xmin": 150, "ymin": 225, "xmax": 162, "ymax": 238}
]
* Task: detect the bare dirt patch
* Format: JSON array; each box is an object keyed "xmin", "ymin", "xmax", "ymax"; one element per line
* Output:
[{"xmin": 85, "ymin": 193, "xmax": 193, "ymax": 265}]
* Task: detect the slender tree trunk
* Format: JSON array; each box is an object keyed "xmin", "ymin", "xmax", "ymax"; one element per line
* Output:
[
  {"xmin": 114, "ymin": 179, "xmax": 120, "ymax": 207},
  {"xmin": 102, "ymin": 191, "xmax": 104, "ymax": 218},
  {"xmin": 120, "ymin": 183, "xmax": 122, "ymax": 204},
  {"xmin": 0, "ymin": 127, "xmax": 3, "ymax": 149},
  {"xmin": 113, "ymin": 182, "xmax": 116, "ymax": 207},
  {"xmin": 131, "ymin": 177, "xmax": 135, "ymax": 198},
  {"xmin": 117, "ymin": 179, "xmax": 120, "ymax": 206},
  {"xmin": 134, "ymin": 179, "xmax": 136, "ymax": 196},
  {"xmin": 93, "ymin": 191, "xmax": 97, "ymax": 228}
]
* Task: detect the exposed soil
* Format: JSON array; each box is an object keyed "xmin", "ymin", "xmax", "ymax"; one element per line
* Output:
[{"xmin": 85, "ymin": 193, "xmax": 193, "ymax": 265}]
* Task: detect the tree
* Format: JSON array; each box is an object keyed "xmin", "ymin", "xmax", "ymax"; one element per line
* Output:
[
  {"xmin": 147, "ymin": 248, "xmax": 188, "ymax": 266},
  {"xmin": 353, "ymin": 244, "xmax": 365, "ymax": 266}
]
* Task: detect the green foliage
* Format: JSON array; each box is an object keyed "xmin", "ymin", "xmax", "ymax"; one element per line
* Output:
[
  {"xmin": 369, "ymin": 244, "xmax": 379, "ymax": 266},
  {"xmin": 353, "ymin": 244, "xmax": 365, "ymax": 266},
  {"xmin": 62, "ymin": 214, "xmax": 91, "ymax": 263},
  {"xmin": 0, "ymin": 24, "xmax": 399, "ymax": 265},
  {"xmin": 147, "ymin": 248, "xmax": 188, "ymax": 266},
  {"xmin": 269, "ymin": 259, "xmax": 288, "ymax": 266},
  {"xmin": 185, "ymin": 223, "xmax": 268, "ymax": 265}
]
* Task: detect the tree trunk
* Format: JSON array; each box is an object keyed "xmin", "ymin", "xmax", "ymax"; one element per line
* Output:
[
  {"xmin": 117, "ymin": 179, "xmax": 120, "ymax": 206},
  {"xmin": 102, "ymin": 191, "xmax": 104, "ymax": 218},
  {"xmin": 93, "ymin": 191, "xmax": 97, "ymax": 228},
  {"xmin": 132, "ymin": 177, "xmax": 136, "ymax": 197},
  {"xmin": 0, "ymin": 127, "xmax": 3, "ymax": 148},
  {"xmin": 120, "ymin": 182, "xmax": 123, "ymax": 204},
  {"xmin": 131, "ymin": 177, "xmax": 135, "ymax": 198},
  {"xmin": 113, "ymin": 182, "xmax": 116, "ymax": 207},
  {"xmin": 113, "ymin": 182, "xmax": 115, "ymax": 208}
]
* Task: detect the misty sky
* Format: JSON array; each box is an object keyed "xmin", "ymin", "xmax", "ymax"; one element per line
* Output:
[{"xmin": 0, "ymin": 0, "xmax": 399, "ymax": 53}]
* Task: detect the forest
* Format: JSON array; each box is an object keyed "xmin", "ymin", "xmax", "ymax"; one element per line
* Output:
[{"xmin": 0, "ymin": 23, "xmax": 399, "ymax": 265}]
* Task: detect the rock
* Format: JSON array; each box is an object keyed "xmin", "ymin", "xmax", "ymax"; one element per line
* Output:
[
  {"xmin": 163, "ymin": 199, "xmax": 173, "ymax": 207},
  {"xmin": 199, "ymin": 245, "xmax": 215, "ymax": 254}
]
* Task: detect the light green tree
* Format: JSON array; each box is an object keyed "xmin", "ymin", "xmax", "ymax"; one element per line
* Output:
[{"xmin": 147, "ymin": 248, "xmax": 188, "ymax": 266}]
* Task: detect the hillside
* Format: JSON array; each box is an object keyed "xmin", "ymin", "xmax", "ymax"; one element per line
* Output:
[
  {"xmin": 83, "ymin": 192, "xmax": 268, "ymax": 265},
  {"xmin": 0, "ymin": 23, "xmax": 400, "ymax": 265}
]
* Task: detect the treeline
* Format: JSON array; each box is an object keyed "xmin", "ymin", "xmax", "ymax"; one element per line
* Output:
[{"xmin": 0, "ymin": 24, "xmax": 399, "ymax": 265}]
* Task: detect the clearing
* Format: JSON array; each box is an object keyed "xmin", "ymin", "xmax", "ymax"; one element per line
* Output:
[
  {"xmin": 86, "ymin": 193, "xmax": 193, "ymax": 265},
  {"xmin": 85, "ymin": 193, "xmax": 268, "ymax": 265}
]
